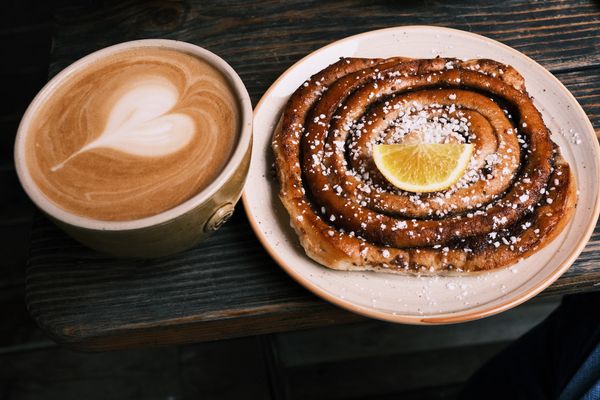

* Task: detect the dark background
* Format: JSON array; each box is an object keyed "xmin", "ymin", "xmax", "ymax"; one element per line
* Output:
[
  {"xmin": 2, "ymin": 0, "xmax": 54, "ymax": 352},
  {"xmin": 1, "ymin": 1, "xmax": 598, "ymax": 399}
]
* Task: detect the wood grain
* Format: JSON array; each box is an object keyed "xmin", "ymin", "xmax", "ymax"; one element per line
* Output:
[
  {"xmin": 27, "ymin": 212, "xmax": 362, "ymax": 350},
  {"xmin": 48, "ymin": 0, "xmax": 600, "ymax": 95},
  {"xmin": 25, "ymin": 0, "xmax": 600, "ymax": 350}
]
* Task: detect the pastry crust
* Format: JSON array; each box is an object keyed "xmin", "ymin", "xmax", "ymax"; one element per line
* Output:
[{"xmin": 272, "ymin": 57, "xmax": 577, "ymax": 275}]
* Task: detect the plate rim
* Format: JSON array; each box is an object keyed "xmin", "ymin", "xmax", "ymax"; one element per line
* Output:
[{"xmin": 242, "ymin": 25, "xmax": 600, "ymax": 324}]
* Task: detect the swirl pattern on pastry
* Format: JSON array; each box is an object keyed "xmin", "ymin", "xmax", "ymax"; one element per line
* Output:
[{"xmin": 272, "ymin": 57, "xmax": 577, "ymax": 274}]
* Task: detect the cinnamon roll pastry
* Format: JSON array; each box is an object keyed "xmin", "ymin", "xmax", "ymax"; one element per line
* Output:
[{"xmin": 272, "ymin": 57, "xmax": 577, "ymax": 274}]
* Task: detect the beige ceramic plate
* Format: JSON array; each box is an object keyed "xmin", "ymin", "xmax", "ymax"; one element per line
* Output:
[{"xmin": 242, "ymin": 26, "xmax": 600, "ymax": 324}]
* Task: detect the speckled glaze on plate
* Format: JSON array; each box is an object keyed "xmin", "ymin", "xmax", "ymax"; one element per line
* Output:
[{"xmin": 242, "ymin": 26, "xmax": 600, "ymax": 324}]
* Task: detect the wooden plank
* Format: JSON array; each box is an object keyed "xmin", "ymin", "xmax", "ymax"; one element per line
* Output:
[
  {"xmin": 48, "ymin": 0, "xmax": 600, "ymax": 92},
  {"xmin": 24, "ymin": 66, "xmax": 600, "ymax": 350},
  {"xmin": 23, "ymin": 0, "xmax": 600, "ymax": 350},
  {"xmin": 25, "ymin": 190, "xmax": 599, "ymax": 351},
  {"xmin": 26, "ymin": 211, "xmax": 361, "ymax": 351},
  {"xmin": 559, "ymin": 67, "xmax": 600, "ymax": 136}
]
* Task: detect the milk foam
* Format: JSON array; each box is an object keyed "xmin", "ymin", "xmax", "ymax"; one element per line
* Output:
[{"xmin": 51, "ymin": 76, "xmax": 194, "ymax": 171}]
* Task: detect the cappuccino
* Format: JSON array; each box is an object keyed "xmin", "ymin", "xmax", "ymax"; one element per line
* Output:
[{"xmin": 25, "ymin": 47, "xmax": 239, "ymax": 221}]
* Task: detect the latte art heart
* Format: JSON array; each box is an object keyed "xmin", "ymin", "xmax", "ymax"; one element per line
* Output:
[
  {"xmin": 51, "ymin": 77, "xmax": 195, "ymax": 171},
  {"xmin": 26, "ymin": 47, "xmax": 239, "ymax": 221}
]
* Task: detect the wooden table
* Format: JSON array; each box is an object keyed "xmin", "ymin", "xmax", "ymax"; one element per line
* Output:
[{"xmin": 26, "ymin": 0, "xmax": 600, "ymax": 351}]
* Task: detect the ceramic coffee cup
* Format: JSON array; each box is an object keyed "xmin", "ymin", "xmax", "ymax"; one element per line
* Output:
[{"xmin": 14, "ymin": 39, "xmax": 253, "ymax": 258}]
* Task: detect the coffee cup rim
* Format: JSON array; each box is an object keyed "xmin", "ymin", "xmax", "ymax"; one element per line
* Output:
[{"xmin": 14, "ymin": 39, "xmax": 253, "ymax": 231}]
